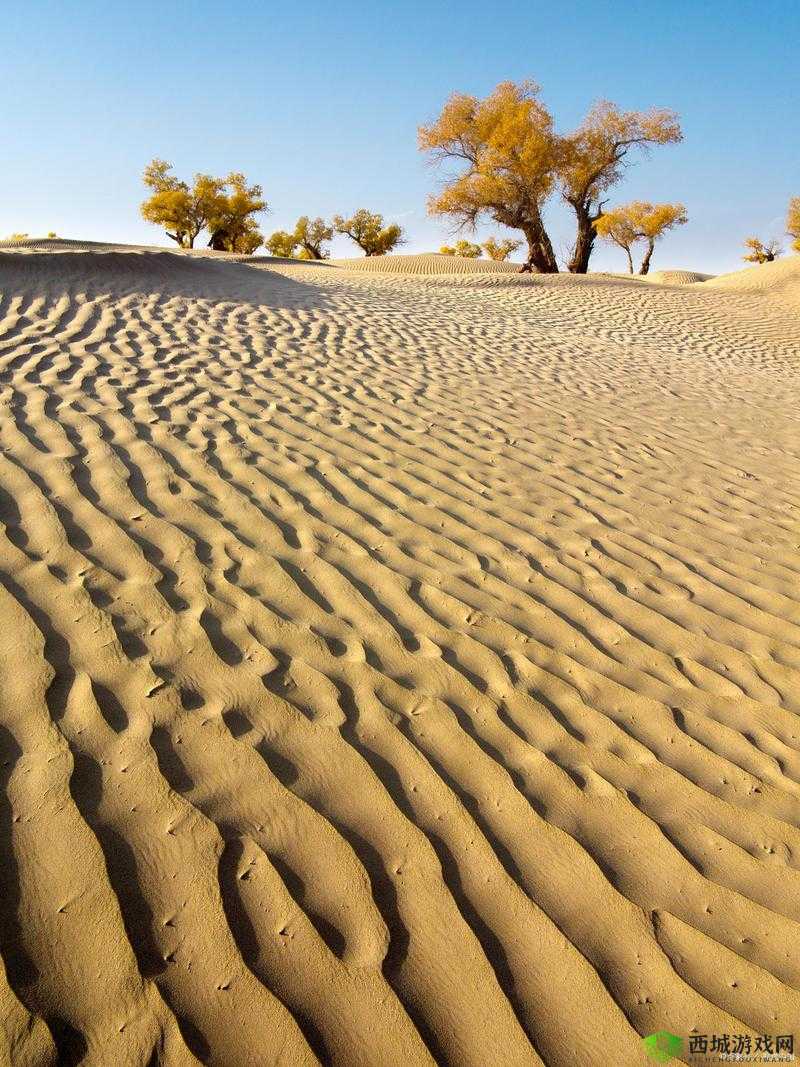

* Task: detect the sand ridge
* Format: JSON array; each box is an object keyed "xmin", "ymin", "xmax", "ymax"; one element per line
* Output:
[
  {"xmin": 329, "ymin": 252, "xmax": 522, "ymax": 274},
  {"xmin": 706, "ymin": 256, "xmax": 800, "ymax": 314},
  {"xmin": 641, "ymin": 270, "xmax": 713, "ymax": 285},
  {"xmin": 0, "ymin": 246, "xmax": 799, "ymax": 1066}
]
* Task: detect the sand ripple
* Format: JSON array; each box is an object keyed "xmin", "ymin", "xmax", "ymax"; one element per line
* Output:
[{"xmin": 0, "ymin": 250, "xmax": 799, "ymax": 1065}]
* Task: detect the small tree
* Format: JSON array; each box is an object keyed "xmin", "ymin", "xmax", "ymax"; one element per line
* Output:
[
  {"xmin": 559, "ymin": 103, "xmax": 683, "ymax": 274},
  {"xmin": 482, "ymin": 236, "xmax": 522, "ymax": 261},
  {"xmin": 141, "ymin": 159, "xmax": 225, "ymax": 248},
  {"xmin": 593, "ymin": 209, "xmax": 640, "ymax": 273},
  {"xmin": 293, "ymin": 216, "xmax": 333, "ymax": 259},
  {"xmin": 440, "ymin": 239, "xmax": 482, "ymax": 257},
  {"xmin": 6, "ymin": 232, "xmax": 57, "ymax": 241},
  {"xmin": 743, "ymin": 237, "xmax": 782, "ymax": 264},
  {"xmin": 787, "ymin": 197, "xmax": 800, "ymax": 252},
  {"xmin": 635, "ymin": 202, "xmax": 687, "ymax": 274},
  {"xmin": 207, "ymin": 173, "xmax": 266, "ymax": 253},
  {"xmin": 265, "ymin": 230, "xmax": 298, "ymax": 258},
  {"xmin": 420, "ymin": 81, "xmax": 559, "ymax": 273},
  {"xmin": 594, "ymin": 201, "xmax": 687, "ymax": 274},
  {"xmin": 332, "ymin": 210, "xmax": 404, "ymax": 256}
]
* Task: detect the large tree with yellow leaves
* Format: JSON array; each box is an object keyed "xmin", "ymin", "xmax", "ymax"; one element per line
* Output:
[
  {"xmin": 141, "ymin": 160, "xmax": 266, "ymax": 252},
  {"xmin": 560, "ymin": 103, "xmax": 682, "ymax": 273},
  {"xmin": 140, "ymin": 160, "xmax": 224, "ymax": 248},
  {"xmin": 419, "ymin": 81, "xmax": 559, "ymax": 273},
  {"xmin": 419, "ymin": 81, "xmax": 682, "ymax": 274}
]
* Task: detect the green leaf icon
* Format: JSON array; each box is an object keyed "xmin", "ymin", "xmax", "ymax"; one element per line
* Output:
[{"xmin": 642, "ymin": 1031, "xmax": 684, "ymax": 1063}]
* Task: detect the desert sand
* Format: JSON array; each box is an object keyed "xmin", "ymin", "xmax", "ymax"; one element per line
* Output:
[{"xmin": 0, "ymin": 244, "xmax": 799, "ymax": 1066}]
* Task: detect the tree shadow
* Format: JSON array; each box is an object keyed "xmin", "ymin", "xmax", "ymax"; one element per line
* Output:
[{"xmin": 0, "ymin": 250, "xmax": 340, "ymax": 313}]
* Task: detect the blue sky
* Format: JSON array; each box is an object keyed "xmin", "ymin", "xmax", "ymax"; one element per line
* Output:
[{"xmin": 2, "ymin": 0, "xmax": 797, "ymax": 273}]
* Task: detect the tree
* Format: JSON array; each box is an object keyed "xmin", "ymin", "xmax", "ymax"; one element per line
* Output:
[
  {"xmin": 265, "ymin": 230, "xmax": 297, "ymax": 258},
  {"xmin": 419, "ymin": 81, "xmax": 559, "ymax": 273},
  {"xmin": 559, "ymin": 102, "xmax": 683, "ymax": 274},
  {"xmin": 293, "ymin": 216, "xmax": 333, "ymax": 259},
  {"xmin": 6, "ymin": 231, "xmax": 57, "ymax": 240},
  {"xmin": 140, "ymin": 159, "xmax": 225, "ymax": 248},
  {"xmin": 332, "ymin": 209, "xmax": 404, "ymax": 256},
  {"xmin": 743, "ymin": 237, "xmax": 782, "ymax": 264},
  {"xmin": 265, "ymin": 217, "xmax": 333, "ymax": 260},
  {"xmin": 593, "ymin": 208, "xmax": 640, "ymax": 273},
  {"xmin": 207, "ymin": 173, "xmax": 266, "ymax": 253},
  {"xmin": 440, "ymin": 239, "xmax": 482, "ymax": 257},
  {"xmin": 787, "ymin": 197, "xmax": 800, "ymax": 252},
  {"xmin": 633, "ymin": 202, "xmax": 687, "ymax": 274},
  {"xmin": 482, "ymin": 236, "xmax": 522, "ymax": 261},
  {"xmin": 594, "ymin": 201, "xmax": 687, "ymax": 274},
  {"xmin": 420, "ymin": 82, "xmax": 682, "ymax": 275}
]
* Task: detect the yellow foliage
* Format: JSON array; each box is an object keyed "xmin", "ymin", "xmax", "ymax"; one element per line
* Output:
[
  {"xmin": 561, "ymin": 102, "xmax": 682, "ymax": 206},
  {"xmin": 440, "ymin": 239, "xmax": 482, "ymax": 257},
  {"xmin": 561, "ymin": 102, "xmax": 682, "ymax": 272},
  {"xmin": 265, "ymin": 230, "xmax": 297, "ymax": 258},
  {"xmin": 420, "ymin": 81, "xmax": 681, "ymax": 274},
  {"xmin": 140, "ymin": 160, "xmax": 265, "ymax": 252},
  {"xmin": 207, "ymin": 173, "xmax": 266, "ymax": 253},
  {"xmin": 788, "ymin": 197, "xmax": 800, "ymax": 252},
  {"xmin": 293, "ymin": 216, "xmax": 333, "ymax": 259},
  {"xmin": 419, "ymin": 81, "xmax": 558, "ymax": 272},
  {"xmin": 265, "ymin": 217, "xmax": 333, "ymax": 260},
  {"xmin": 594, "ymin": 201, "xmax": 687, "ymax": 273},
  {"xmin": 482, "ymin": 236, "xmax": 522, "ymax": 261},
  {"xmin": 743, "ymin": 236, "xmax": 782, "ymax": 264},
  {"xmin": 631, "ymin": 202, "xmax": 688, "ymax": 240},
  {"xmin": 333, "ymin": 210, "xmax": 403, "ymax": 256},
  {"xmin": 4, "ymin": 233, "xmax": 57, "ymax": 242}
]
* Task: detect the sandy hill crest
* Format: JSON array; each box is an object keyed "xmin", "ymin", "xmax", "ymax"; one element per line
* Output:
[{"xmin": 0, "ymin": 238, "xmax": 798, "ymax": 1065}]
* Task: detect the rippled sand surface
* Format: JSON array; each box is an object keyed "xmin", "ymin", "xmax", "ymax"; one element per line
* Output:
[{"xmin": 1, "ymin": 247, "xmax": 799, "ymax": 1066}]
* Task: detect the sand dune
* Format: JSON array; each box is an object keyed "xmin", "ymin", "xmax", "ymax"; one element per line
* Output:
[
  {"xmin": 642, "ymin": 270, "xmax": 713, "ymax": 285},
  {"xmin": 331, "ymin": 253, "xmax": 522, "ymax": 274},
  {"xmin": 0, "ymin": 246, "xmax": 799, "ymax": 1066},
  {"xmin": 706, "ymin": 256, "xmax": 800, "ymax": 314},
  {"xmin": 331, "ymin": 254, "xmax": 716, "ymax": 287}
]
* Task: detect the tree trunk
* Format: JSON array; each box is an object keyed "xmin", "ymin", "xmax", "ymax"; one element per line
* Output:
[
  {"xmin": 208, "ymin": 229, "xmax": 229, "ymax": 251},
  {"xmin": 625, "ymin": 247, "xmax": 633, "ymax": 274},
  {"xmin": 567, "ymin": 201, "xmax": 598, "ymax": 274},
  {"xmin": 639, "ymin": 238, "xmax": 655, "ymax": 275},
  {"xmin": 519, "ymin": 216, "xmax": 558, "ymax": 274}
]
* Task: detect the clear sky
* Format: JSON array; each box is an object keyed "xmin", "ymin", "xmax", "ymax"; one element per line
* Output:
[{"xmin": 3, "ymin": 0, "xmax": 797, "ymax": 273}]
